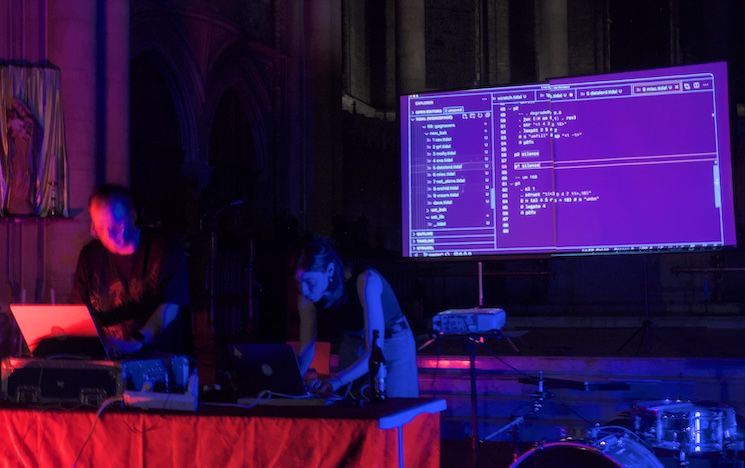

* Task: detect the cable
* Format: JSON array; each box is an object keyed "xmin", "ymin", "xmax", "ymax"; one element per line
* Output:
[
  {"xmin": 491, "ymin": 354, "xmax": 534, "ymax": 380},
  {"xmin": 358, "ymin": 383, "xmax": 371, "ymax": 402},
  {"xmin": 338, "ymin": 381, "xmax": 353, "ymax": 399},
  {"xmin": 424, "ymin": 338, "xmax": 443, "ymax": 394},
  {"xmin": 204, "ymin": 389, "xmax": 344, "ymax": 410},
  {"xmin": 267, "ymin": 390, "xmax": 342, "ymax": 401},
  {"xmin": 203, "ymin": 401, "xmax": 268, "ymax": 410},
  {"xmin": 204, "ymin": 390, "xmax": 344, "ymax": 409},
  {"xmin": 72, "ymin": 396, "xmax": 123, "ymax": 468}
]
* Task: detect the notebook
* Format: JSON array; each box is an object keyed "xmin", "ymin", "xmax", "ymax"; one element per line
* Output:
[
  {"xmin": 230, "ymin": 343, "xmax": 336, "ymax": 406},
  {"xmin": 9, "ymin": 304, "xmax": 109, "ymax": 359}
]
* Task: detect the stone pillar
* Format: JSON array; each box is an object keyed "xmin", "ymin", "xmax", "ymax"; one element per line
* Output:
[
  {"xmin": 494, "ymin": 0, "xmax": 511, "ymax": 84},
  {"xmin": 305, "ymin": 0, "xmax": 343, "ymax": 235},
  {"xmin": 384, "ymin": 0, "xmax": 397, "ymax": 108},
  {"xmin": 45, "ymin": 0, "xmax": 129, "ymax": 301},
  {"xmin": 396, "ymin": 0, "xmax": 426, "ymax": 94},
  {"xmin": 535, "ymin": 0, "xmax": 569, "ymax": 81},
  {"xmin": 46, "ymin": 0, "xmax": 98, "ymax": 302},
  {"xmin": 104, "ymin": 0, "xmax": 130, "ymax": 185},
  {"xmin": 277, "ymin": 0, "xmax": 309, "ymax": 222}
]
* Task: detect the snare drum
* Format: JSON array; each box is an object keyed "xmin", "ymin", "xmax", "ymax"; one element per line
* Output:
[
  {"xmin": 635, "ymin": 400, "xmax": 737, "ymax": 454},
  {"xmin": 510, "ymin": 438, "xmax": 663, "ymax": 468}
]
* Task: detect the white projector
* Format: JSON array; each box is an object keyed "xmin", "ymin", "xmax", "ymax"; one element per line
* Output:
[{"xmin": 432, "ymin": 308, "xmax": 506, "ymax": 335}]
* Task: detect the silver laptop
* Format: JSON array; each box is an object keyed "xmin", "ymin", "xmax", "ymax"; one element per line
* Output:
[
  {"xmin": 9, "ymin": 304, "xmax": 109, "ymax": 360},
  {"xmin": 230, "ymin": 343, "xmax": 336, "ymax": 406}
]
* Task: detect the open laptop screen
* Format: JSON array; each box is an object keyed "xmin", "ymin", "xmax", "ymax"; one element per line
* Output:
[
  {"xmin": 9, "ymin": 304, "xmax": 108, "ymax": 359},
  {"xmin": 230, "ymin": 343, "xmax": 308, "ymax": 397}
]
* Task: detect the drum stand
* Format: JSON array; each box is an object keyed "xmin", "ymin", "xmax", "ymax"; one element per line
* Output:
[{"xmin": 481, "ymin": 371, "xmax": 551, "ymax": 464}]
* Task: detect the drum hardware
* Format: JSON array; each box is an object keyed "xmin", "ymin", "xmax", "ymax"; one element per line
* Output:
[
  {"xmin": 633, "ymin": 400, "xmax": 739, "ymax": 455},
  {"xmin": 483, "ymin": 416, "xmax": 525, "ymax": 442},
  {"xmin": 482, "ymin": 370, "xmax": 557, "ymax": 464},
  {"xmin": 482, "ymin": 370, "xmax": 551, "ymax": 443}
]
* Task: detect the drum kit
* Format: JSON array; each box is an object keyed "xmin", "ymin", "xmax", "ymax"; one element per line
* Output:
[{"xmin": 502, "ymin": 376, "xmax": 742, "ymax": 467}]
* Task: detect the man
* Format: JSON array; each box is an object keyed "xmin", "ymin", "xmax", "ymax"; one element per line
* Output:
[{"xmin": 71, "ymin": 184, "xmax": 190, "ymax": 356}]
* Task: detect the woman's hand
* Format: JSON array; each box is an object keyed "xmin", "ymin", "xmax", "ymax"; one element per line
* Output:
[{"xmin": 304, "ymin": 371, "xmax": 341, "ymax": 394}]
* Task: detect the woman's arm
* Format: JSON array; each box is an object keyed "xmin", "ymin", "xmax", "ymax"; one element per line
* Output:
[
  {"xmin": 297, "ymin": 294, "xmax": 318, "ymax": 375},
  {"xmin": 330, "ymin": 269, "xmax": 385, "ymax": 390}
]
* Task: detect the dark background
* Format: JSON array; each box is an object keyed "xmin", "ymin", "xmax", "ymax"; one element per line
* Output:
[{"xmin": 123, "ymin": 0, "xmax": 745, "ymax": 351}]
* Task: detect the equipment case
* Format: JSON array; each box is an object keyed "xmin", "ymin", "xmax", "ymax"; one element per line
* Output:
[{"xmin": 1, "ymin": 357, "xmax": 122, "ymax": 406}]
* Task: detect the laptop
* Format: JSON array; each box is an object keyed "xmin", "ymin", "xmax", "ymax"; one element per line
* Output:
[
  {"xmin": 230, "ymin": 343, "xmax": 336, "ymax": 406},
  {"xmin": 9, "ymin": 304, "xmax": 109, "ymax": 360}
]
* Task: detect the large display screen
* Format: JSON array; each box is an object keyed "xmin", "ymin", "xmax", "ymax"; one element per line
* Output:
[{"xmin": 400, "ymin": 62, "xmax": 736, "ymax": 257}]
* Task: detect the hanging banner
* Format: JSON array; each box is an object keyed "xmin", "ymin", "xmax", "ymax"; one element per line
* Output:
[{"xmin": 0, "ymin": 62, "xmax": 70, "ymax": 217}]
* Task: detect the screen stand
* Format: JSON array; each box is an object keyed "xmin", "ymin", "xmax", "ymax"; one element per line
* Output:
[
  {"xmin": 616, "ymin": 318, "xmax": 654, "ymax": 355},
  {"xmin": 468, "ymin": 261, "xmax": 519, "ymax": 464},
  {"xmin": 476, "ymin": 262, "xmax": 520, "ymax": 353},
  {"xmin": 467, "ymin": 336, "xmax": 479, "ymax": 464},
  {"xmin": 616, "ymin": 256, "xmax": 655, "ymax": 355},
  {"xmin": 477, "ymin": 261, "xmax": 484, "ymax": 307}
]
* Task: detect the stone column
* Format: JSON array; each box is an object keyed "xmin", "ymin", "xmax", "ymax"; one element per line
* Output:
[
  {"xmin": 305, "ymin": 0, "xmax": 343, "ymax": 234},
  {"xmin": 535, "ymin": 0, "xmax": 568, "ymax": 81},
  {"xmin": 104, "ymin": 0, "xmax": 130, "ymax": 185},
  {"xmin": 46, "ymin": 0, "xmax": 129, "ymax": 301},
  {"xmin": 396, "ymin": 0, "xmax": 426, "ymax": 94},
  {"xmin": 494, "ymin": 0, "xmax": 511, "ymax": 84}
]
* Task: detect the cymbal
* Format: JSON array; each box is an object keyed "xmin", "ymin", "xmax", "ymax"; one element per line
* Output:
[{"xmin": 517, "ymin": 376, "xmax": 630, "ymax": 391}]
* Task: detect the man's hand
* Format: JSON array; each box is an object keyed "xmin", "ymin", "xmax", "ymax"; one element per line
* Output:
[{"xmin": 107, "ymin": 337, "xmax": 143, "ymax": 355}]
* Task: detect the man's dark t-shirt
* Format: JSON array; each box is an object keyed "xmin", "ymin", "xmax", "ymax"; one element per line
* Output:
[{"xmin": 71, "ymin": 229, "xmax": 190, "ymax": 354}]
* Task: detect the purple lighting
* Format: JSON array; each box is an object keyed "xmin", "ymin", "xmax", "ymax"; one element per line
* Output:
[{"xmin": 401, "ymin": 62, "xmax": 736, "ymax": 257}]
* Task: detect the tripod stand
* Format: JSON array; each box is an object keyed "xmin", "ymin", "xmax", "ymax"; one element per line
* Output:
[
  {"xmin": 420, "ymin": 261, "xmax": 521, "ymax": 464},
  {"xmin": 420, "ymin": 330, "xmax": 518, "ymax": 466},
  {"xmin": 617, "ymin": 255, "xmax": 656, "ymax": 355}
]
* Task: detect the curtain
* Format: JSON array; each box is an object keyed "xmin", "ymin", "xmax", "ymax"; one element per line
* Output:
[{"xmin": 0, "ymin": 62, "xmax": 70, "ymax": 217}]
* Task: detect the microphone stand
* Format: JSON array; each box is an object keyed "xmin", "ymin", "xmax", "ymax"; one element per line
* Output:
[{"xmin": 200, "ymin": 200, "xmax": 245, "ymax": 331}]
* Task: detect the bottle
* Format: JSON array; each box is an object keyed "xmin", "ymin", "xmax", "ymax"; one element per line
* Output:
[{"xmin": 368, "ymin": 329, "xmax": 387, "ymax": 402}]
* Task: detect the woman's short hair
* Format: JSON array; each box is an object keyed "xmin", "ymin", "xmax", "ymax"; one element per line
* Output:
[{"xmin": 296, "ymin": 236, "xmax": 346, "ymax": 307}]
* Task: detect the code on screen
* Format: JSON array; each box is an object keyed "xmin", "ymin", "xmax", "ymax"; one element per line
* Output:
[{"xmin": 400, "ymin": 62, "xmax": 735, "ymax": 257}]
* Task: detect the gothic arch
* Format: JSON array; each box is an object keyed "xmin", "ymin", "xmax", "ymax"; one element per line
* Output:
[
  {"xmin": 201, "ymin": 41, "xmax": 272, "ymax": 174},
  {"xmin": 201, "ymin": 41, "xmax": 274, "ymax": 222},
  {"xmin": 130, "ymin": 11, "xmax": 205, "ymax": 164}
]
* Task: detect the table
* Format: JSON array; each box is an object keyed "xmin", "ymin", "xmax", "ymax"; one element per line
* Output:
[{"xmin": 0, "ymin": 398, "xmax": 445, "ymax": 467}]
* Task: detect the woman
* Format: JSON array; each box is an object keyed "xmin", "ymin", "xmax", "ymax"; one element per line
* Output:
[{"xmin": 294, "ymin": 237, "xmax": 419, "ymax": 397}]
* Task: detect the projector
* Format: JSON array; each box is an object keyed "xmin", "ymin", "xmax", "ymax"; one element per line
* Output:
[{"xmin": 432, "ymin": 308, "xmax": 506, "ymax": 335}]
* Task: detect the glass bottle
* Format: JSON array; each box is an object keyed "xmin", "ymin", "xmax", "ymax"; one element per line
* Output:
[{"xmin": 368, "ymin": 329, "xmax": 387, "ymax": 402}]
